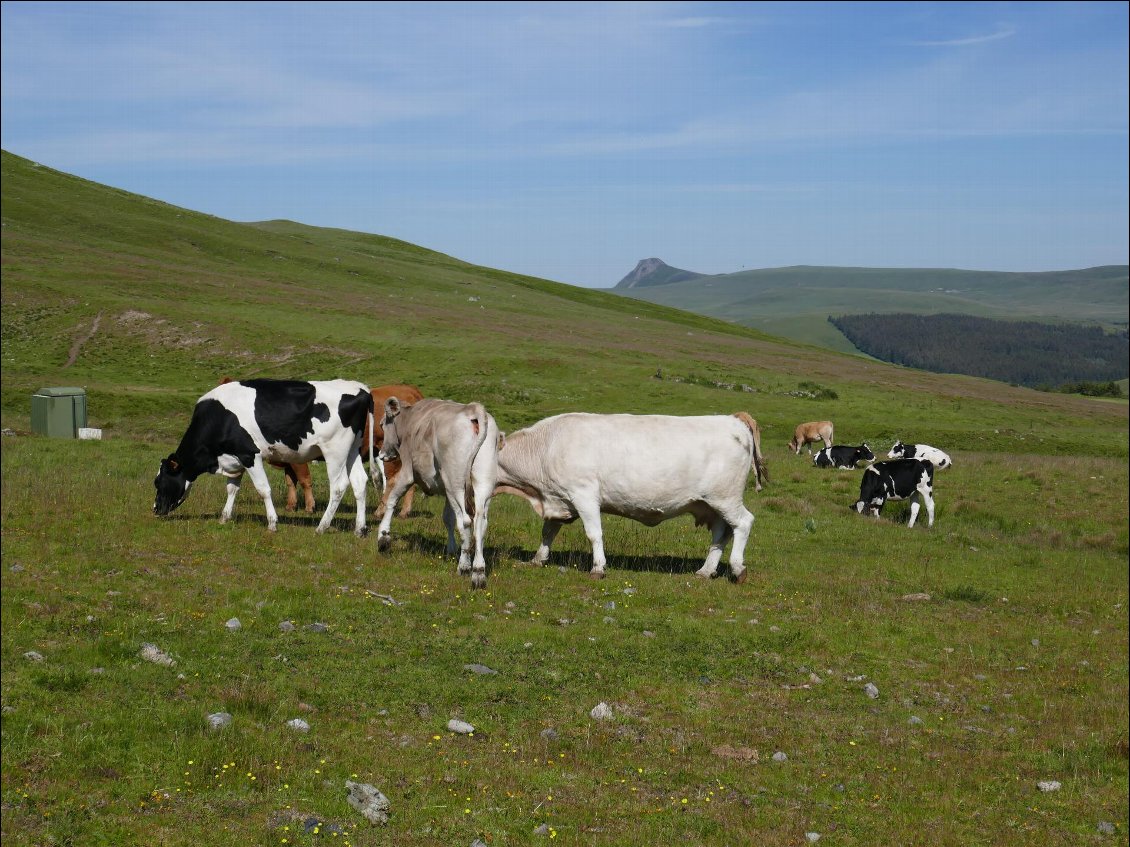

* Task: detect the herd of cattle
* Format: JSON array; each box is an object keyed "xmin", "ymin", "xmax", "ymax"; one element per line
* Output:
[{"xmin": 152, "ymin": 379, "xmax": 951, "ymax": 588}]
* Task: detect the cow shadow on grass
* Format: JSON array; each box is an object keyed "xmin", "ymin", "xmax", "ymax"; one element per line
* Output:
[{"xmin": 502, "ymin": 547, "xmax": 712, "ymax": 578}]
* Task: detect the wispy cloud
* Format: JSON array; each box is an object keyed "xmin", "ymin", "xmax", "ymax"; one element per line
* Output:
[{"xmin": 904, "ymin": 26, "xmax": 1017, "ymax": 48}]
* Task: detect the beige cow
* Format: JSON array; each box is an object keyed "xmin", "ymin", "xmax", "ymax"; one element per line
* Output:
[{"xmin": 787, "ymin": 420, "xmax": 834, "ymax": 455}]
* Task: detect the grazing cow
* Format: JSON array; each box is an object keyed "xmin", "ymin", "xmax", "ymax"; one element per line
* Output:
[
  {"xmin": 154, "ymin": 379, "xmax": 374, "ymax": 535},
  {"xmin": 788, "ymin": 420, "xmax": 834, "ymax": 455},
  {"xmin": 851, "ymin": 459, "xmax": 935, "ymax": 528},
  {"xmin": 814, "ymin": 443, "xmax": 876, "ymax": 470},
  {"xmin": 887, "ymin": 441, "xmax": 953, "ymax": 470},
  {"xmin": 220, "ymin": 377, "xmax": 315, "ymax": 513},
  {"xmin": 493, "ymin": 412, "xmax": 769, "ymax": 582},
  {"xmin": 365, "ymin": 384, "xmax": 425, "ymax": 518},
  {"xmin": 375, "ymin": 398, "xmax": 500, "ymax": 589}
]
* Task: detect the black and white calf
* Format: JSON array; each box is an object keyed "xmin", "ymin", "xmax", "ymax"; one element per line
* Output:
[
  {"xmin": 851, "ymin": 458, "xmax": 935, "ymax": 527},
  {"xmin": 154, "ymin": 379, "xmax": 374, "ymax": 535},
  {"xmin": 814, "ymin": 443, "xmax": 875, "ymax": 469},
  {"xmin": 887, "ymin": 441, "xmax": 952, "ymax": 469}
]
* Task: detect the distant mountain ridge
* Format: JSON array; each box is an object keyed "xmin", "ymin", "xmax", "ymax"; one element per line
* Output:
[
  {"xmin": 610, "ymin": 259, "xmax": 1129, "ymax": 355},
  {"xmin": 615, "ymin": 258, "xmax": 705, "ymax": 289}
]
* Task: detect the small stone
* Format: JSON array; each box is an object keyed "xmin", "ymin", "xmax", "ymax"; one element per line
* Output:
[
  {"xmin": 23, "ymin": 651, "xmax": 45, "ymax": 662},
  {"xmin": 305, "ymin": 622, "xmax": 328, "ymax": 633},
  {"xmin": 908, "ymin": 716, "xmax": 924, "ymax": 726},
  {"xmin": 604, "ymin": 601, "xmax": 616, "ymax": 610},
  {"xmin": 864, "ymin": 683, "xmax": 880, "ymax": 699},
  {"xmin": 772, "ymin": 751, "xmax": 788, "ymax": 762},
  {"xmin": 287, "ymin": 718, "xmax": 311, "ymax": 733},
  {"xmin": 590, "ymin": 702, "xmax": 614, "ymax": 721},
  {"xmin": 1037, "ymin": 780, "xmax": 1061, "ymax": 792},
  {"xmin": 540, "ymin": 728, "xmax": 559, "ymax": 742},
  {"xmin": 472, "ymin": 840, "xmax": 489, "ymax": 847},
  {"xmin": 140, "ymin": 643, "xmax": 175, "ymax": 666},
  {"xmin": 207, "ymin": 712, "xmax": 232, "ymax": 730},
  {"xmin": 345, "ymin": 780, "xmax": 390, "ymax": 825},
  {"xmin": 809, "ymin": 673, "xmax": 823, "ymax": 684},
  {"xmin": 279, "ymin": 621, "xmax": 296, "ymax": 632},
  {"xmin": 1097, "ymin": 822, "xmax": 1116, "ymax": 835},
  {"xmin": 902, "ymin": 593, "xmax": 931, "ymax": 602},
  {"xmin": 447, "ymin": 719, "xmax": 475, "ymax": 735},
  {"xmin": 9, "ymin": 563, "xmax": 23, "ymax": 572},
  {"xmin": 225, "ymin": 618, "xmax": 241, "ymax": 631},
  {"xmin": 622, "ymin": 587, "xmax": 637, "ymax": 595},
  {"xmin": 769, "ymin": 625, "xmax": 781, "ymax": 633},
  {"xmin": 806, "ymin": 834, "xmax": 821, "ymax": 843},
  {"xmin": 642, "ymin": 630, "xmax": 656, "ymax": 638},
  {"xmin": 89, "ymin": 667, "xmax": 105, "ymax": 675},
  {"xmin": 1031, "ymin": 638, "xmax": 1040, "ymax": 647},
  {"xmin": 603, "ymin": 616, "xmax": 615, "ymax": 624},
  {"xmin": 534, "ymin": 823, "xmax": 550, "ymax": 835},
  {"xmin": 463, "ymin": 663, "xmax": 497, "ymax": 675}
]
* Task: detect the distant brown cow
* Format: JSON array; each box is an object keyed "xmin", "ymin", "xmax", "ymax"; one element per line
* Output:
[
  {"xmin": 787, "ymin": 420, "xmax": 834, "ymax": 455},
  {"xmin": 218, "ymin": 379, "xmax": 423, "ymax": 517}
]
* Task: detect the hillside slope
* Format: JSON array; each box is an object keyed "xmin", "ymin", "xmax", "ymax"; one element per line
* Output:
[{"xmin": 1, "ymin": 150, "xmax": 1124, "ymax": 457}]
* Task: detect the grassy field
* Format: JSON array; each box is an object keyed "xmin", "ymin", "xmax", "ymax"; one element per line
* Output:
[{"xmin": 2, "ymin": 150, "xmax": 1128, "ymax": 845}]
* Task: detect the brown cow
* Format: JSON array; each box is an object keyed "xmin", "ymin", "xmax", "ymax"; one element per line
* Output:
[
  {"xmin": 787, "ymin": 420, "xmax": 834, "ymax": 455},
  {"xmin": 364, "ymin": 384, "xmax": 424, "ymax": 518}
]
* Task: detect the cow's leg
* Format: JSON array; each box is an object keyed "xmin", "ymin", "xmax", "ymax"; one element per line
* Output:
[
  {"xmin": 281, "ymin": 464, "xmax": 300, "ymax": 511},
  {"xmin": 220, "ymin": 477, "xmax": 242, "ymax": 524},
  {"xmin": 376, "ymin": 467, "xmax": 415, "ymax": 551},
  {"xmin": 316, "ymin": 453, "xmax": 350, "ymax": 533},
  {"xmin": 907, "ymin": 498, "xmax": 921, "ymax": 528},
  {"xmin": 697, "ymin": 515, "xmax": 730, "ymax": 579},
  {"xmin": 295, "ymin": 463, "xmax": 316, "ymax": 514},
  {"xmin": 347, "ymin": 452, "xmax": 369, "ymax": 537},
  {"xmin": 923, "ymin": 491, "xmax": 935, "ymax": 527},
  {"xmin": 441, "ymin": 499, "xmax": 465, "ymax": 563},
  {"xmin": 245, "ymin": 459, "xmax": 279, "ymax": 532},
  {"xmin": 466, "ymin": 455, "xmax": 496, "ymax": 590},
  {"xmin": 726, "ymin": 506, "xmax": 755, "ymax": 583},
  {"xmin": 574, "ymin": 497, "xmax": 607, "ymax": 579},
  {"xmin": 532, "ymin": 520, "xmax": 564, "ymax": 565}
]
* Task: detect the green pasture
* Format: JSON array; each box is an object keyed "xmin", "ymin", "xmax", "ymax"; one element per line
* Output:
[{"xmin": 1, "ymin": 149, "xmax": 1128, "ymax": 845}]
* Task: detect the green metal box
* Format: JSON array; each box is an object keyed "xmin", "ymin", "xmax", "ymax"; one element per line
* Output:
[{"xmin": 31, "ymin": 387, "xmax": 88, "ymax": 438}]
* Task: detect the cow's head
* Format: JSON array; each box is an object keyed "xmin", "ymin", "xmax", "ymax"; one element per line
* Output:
[
  {"xmin": 858, "ymin": 443, "xmax": 876, "ymax": 464},
  {"xmin": 887, "ymin": 441, "xmax": 906, "ymax": 459},
  {"xmin": 153, "ymin": 454, "xmax": 192, "ymax": 516},
  {"xmin": 377, "ymin": 397, "xmax": 403, "ymax": 462}
]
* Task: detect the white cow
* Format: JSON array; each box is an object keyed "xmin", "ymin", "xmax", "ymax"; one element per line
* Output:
[
  {"xmin": 494, "ymin": 412, "xmax": 768, "ymax": 582},
  {"xmin": 887, "ymin": 441, "xmax": 952, "ymax": 469},
  {"xmin": 375, "ymin": 398, "xmax": 500, "ymax": 589}
]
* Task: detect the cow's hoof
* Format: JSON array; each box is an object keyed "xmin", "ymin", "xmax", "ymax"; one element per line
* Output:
[
  {"xmin": 354, "ymin": 527, "xmax": 367, "ymax": 539},
  {"xmin": 589, "ymin": 570, "xmax": 605, "ymax": 580},
  {"xmin": 694, "ymin": 569, "xmax": 714, "ymax": 579},
  {"xmin": 377, "ymin": 533, "xmax": 392, "ymax": 552},
  {"xmin": 471, "ymin": 573, "xmax": 487, "ymax": 590},
  {"xmin": 731, "ymin": 569, "xmax": 748, "ymax": 585},
  {"xmin": 267, "ymin": 523, "xmax": 278, "ymax": 533}
]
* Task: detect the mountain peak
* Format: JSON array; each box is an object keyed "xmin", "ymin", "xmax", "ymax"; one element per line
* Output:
[{"xmin": 615, "ymin": 258, "xmax": 703, "ymax": 289}]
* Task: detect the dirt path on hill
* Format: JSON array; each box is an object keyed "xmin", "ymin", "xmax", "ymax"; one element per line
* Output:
[{"xmin": 65, "ymin": 312, "xmax": 102, "ymax": 367}]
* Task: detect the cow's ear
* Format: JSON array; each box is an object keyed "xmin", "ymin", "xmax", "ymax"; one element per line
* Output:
[
  {"xmin": 385, "ymin": 397, "xmax": 401, "ymax": 417},
  {"xmin": 165, "ymin": 455, "xmax": 180, "ymax": 472}
]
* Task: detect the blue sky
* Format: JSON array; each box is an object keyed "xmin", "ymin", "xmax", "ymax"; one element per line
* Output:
[{"xmin": 2, "ymin": 2, "xmax": 1127, "ymax": 287}]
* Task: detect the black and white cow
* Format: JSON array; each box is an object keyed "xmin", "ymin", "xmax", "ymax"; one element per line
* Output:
[
  {"xmin": 813, "ymin": 443, "xmax": 875, "ymax": 469},
  {"xmin": 154, "ymin": 379, "xmax": 374, "ymax": 535},
  {"xmin": 851, "ymin": 458, "xmax": 935, "ymax": 527},
  {"xmin": 887, "ymin": 441, "xmax": 952, "ymax": 469}
]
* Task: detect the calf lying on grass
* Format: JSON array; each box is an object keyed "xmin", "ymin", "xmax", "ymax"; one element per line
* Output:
[{"xmin": 814, "ymin": 443, "xmax": 875, "ymax": 469}]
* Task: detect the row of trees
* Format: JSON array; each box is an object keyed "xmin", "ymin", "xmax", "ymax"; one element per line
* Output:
[{"xmin": 829, "ymin": 313, "xmax": 1128, "ymax": 391}]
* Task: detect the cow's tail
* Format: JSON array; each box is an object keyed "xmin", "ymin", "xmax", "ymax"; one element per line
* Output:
[
  {"xmin": 365, "ymin": 391, "xmax": 378, "ymax": 491},
  {"xmin": 732, "ymin": 412, "xmax": 768, "ymax": 492},
  {"xmin": 462, "ymin": 403, "xmax": 492, "ymax": 517}
]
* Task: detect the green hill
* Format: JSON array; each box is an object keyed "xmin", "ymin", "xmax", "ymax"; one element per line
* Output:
[
  {"xmin": 2, "ymin": 148, "xmax": 1124, "ymax": 456},
  {"xmin": 610, "ymin": 262, "xmax": 1129, "ymax": 353}
]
